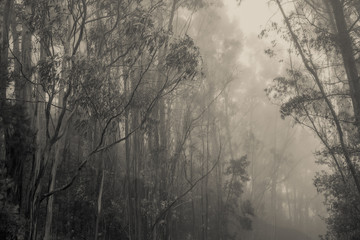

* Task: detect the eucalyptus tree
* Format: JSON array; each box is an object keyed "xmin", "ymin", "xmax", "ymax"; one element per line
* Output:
[
  {"xmin": 265, "ymin": 0, "xmax": 360, "ymax": 238},
  {"xmin": 0, "ymin": 1, "xmax": 255, "ymax": 240}
]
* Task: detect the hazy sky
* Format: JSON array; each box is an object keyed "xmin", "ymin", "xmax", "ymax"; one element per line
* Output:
[
  {"xmin": 221, "ymin": 0, "xmax": 285, "ymax": 96},
  {"xmin": 222, "ymin": 3, "xmax": 326, "ymax": 236},
  {"xmin": 223, "ymin": 0, "xmax": 324, "ymax": 183},
  {"xmin": 224, "ymin": 0, "xmax": 277, "ymax": 35},
  {"xmin": 223, "ymin": 0, "xmax": 323, "ymax": 156}
]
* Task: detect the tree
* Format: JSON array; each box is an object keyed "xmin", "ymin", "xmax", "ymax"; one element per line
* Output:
[
  {"xmin": 0, "ymin": 1, "xmax": 254, "ymax": 239},
  {"xmin": 265, "ymin": 0, "xmax": 360, "ymax": 238}
]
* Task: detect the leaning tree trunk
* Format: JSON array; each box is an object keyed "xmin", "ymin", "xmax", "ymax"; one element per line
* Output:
[
  {"xmin": 276, "ymin": 0, "xmax": 360, "ymax": 196},
  {"xmin": 329, "ymin": 0, "xmax": 360, "ymax": 132},
  {"xmin": 94, "ymin": 155, "xmax": 105, "ymax": 240}
]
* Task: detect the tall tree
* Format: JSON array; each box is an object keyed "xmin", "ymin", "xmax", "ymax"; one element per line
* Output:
[{"xmin": 265, "ymin": 0, "xmax": 360, "ymax": 238}]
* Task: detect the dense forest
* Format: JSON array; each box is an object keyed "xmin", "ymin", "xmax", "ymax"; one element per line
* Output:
[{"xmin": 0, "ymin": 0, "xmax": 359, "ymax": 239}]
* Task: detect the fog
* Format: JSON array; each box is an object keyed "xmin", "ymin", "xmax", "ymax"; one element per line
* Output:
[
  {"xmin": 179, "ymin": 1, "xmax": 327, "ymax": 238},
  {"xmin": 1, "ymin": 0, "xmax": 359, "ymax": 239}
]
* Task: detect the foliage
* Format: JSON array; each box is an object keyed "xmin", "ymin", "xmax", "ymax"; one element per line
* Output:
[
  {"xmin": 0, "ymin": 0, "xmax": 251, "ymax": 239},
  {"xmin": 265, "ymin": 0, "xmax": 360, "ymax": 238},
  {"xmin": 0, "ymin": 202, "xmax": 26, "ymax": 240}
]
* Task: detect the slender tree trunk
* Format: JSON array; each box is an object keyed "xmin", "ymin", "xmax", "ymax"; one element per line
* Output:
[
  {"xmin": 201, "ymin": 123, "xmax": 205, "ymax": 240},
  {"xmin": 270, "ymin": 176, "xmax": 277, "ymax": 240},
  {"xmin": 20, "ymin": 3, "xmax": 32, "ymax": 118},
  {"xmin": 329, "ymin": 0, "xmax": 360, "ymax": 130},
  {"xmin": 10, "ymin": 4, "xmax": 20, "ymax": 103},
  {"xmin": 293, "ymin": 188, "xmax": 298, "ymax": 225},
  {"xmin": 8, "ymin": 2, "xmax": 24, "ymax": 207},
  {"xmin": 43, "ymin": 21, "xmax": 71, "ymax": 239},
  {"xmin": 133, "ymin": 111, "xmax": 139, "ymax": 240},
  {"xmin": 151, "ymin": 1, "xmax": 178, "ymax": 238},
  {"xmin": 29, "ymin": 38, "xmax": 48, "ymax": 240},
  {"xmin": 0, "ymin": 0, "xmax": 11, "ymax": 202},
  {"xmin": 44, "ymin": 144, "xmax": 60, "ymax": 240},
  {"xmin": 271, "ymin": 114, "xmax": 277, "ymax": 240},
  {"xmin": 204, "ymin": 119, "xmax": 210, "ymax": 240},
  {"xmin": 276, "ymin": 0, "xmax": 360, "ymax": 195},
  {"xmin": 94, "ymin": 156, "xmax": 105, "ymax": 240},
  {"xmin": 17, "ymin": 5, "xmax": 32, "ymax": 234},
  {"xmin": 0, "ymin": 0, "xmax": 10, "ymax": 102},
  {"xmin": 124, "ymin": 66, "xmax": 134, "ymax": 240},
  {"xmin": 189, "ymin": 133, "xmax": 197, "ymax": 239},
  {"xmin": 285, "ymin": 184, "xmax": 292, "ymax": 224}
]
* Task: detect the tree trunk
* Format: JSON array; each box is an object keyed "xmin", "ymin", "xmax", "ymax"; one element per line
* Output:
[
  {"xmin": 19, "ymin": 2, "xmax": 32, "ymax": 118},
  {"xmin": 276, "ymin": 0, "xmax": 360, "ymax": 196},
  {"xmin": 270, "ymin": 176, "xmax": 277, "ymax": 240},
  {"xmin": 285, "ymin": 184, "xmax": 292, "ymax": 224},
  {"xmin": 204, "ymin": 119, "xmax": 210, "ymax": 240},
  {"xmin": 0, "ymin": 0, "xmax": 11, "ymax": 202},
  {"xmin": 11, "ymin": 4, "xmax": 20, "ymax": 102},
  {"xmin": 0, "ymin": 0, "xmax": 10, "ymax": 103},
  {"xmin": 329, "ymin": 0, "xmax": 360, "ymax": 131},
  {"xmin": 28, "ymin": 31, "xmax": 49, "ymax": 240},
  {"xmin": 43, "ymin": 19, "xmax": 71, "ymax": 238},
  {"xmin": 94, "ymin": 156, "xmax": 105, "ymax": 240}
]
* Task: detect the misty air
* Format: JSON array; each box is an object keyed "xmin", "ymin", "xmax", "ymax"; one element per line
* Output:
[{"xmin": 0, "ymin": 0, "xmax": 359, "ymax": 239}]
